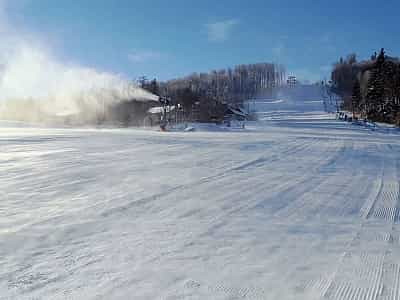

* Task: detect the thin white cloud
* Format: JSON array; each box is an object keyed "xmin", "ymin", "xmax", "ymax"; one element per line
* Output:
[
  {"xmin": 127, "ymin": 50, "xmax": 163, "ymax": 63},
  {"xmin": 205, "ymin": 19, "xmax": 239, "ymax": 42}
]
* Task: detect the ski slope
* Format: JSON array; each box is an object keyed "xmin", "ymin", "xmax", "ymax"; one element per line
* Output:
[{"xmin": 1, "ymin": 87, "xmax": 400, "ymax": 299}]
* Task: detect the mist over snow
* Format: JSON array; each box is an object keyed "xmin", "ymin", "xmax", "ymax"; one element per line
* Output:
[{"xmin": 0, "ymin": 2, "xmax": 158, "ymax": 125}]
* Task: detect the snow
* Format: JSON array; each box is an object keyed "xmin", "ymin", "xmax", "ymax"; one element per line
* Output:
[
  {"xmin": 1, "ymin": 86, "xmax": 400, "ymax": 299},
  {"xmin": 148, "ymin": 105, "xmax": 176, "ymax": 114}
]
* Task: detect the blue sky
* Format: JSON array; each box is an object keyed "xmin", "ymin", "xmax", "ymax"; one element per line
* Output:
[{"xmin": 4, "ymin": 0, "xmax": 400, "ymax": 82}]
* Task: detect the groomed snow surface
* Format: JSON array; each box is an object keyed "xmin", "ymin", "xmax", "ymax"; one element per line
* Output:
[{"xmin": 1, "ymin": 86, "xmax": 400, "ymax": 299}]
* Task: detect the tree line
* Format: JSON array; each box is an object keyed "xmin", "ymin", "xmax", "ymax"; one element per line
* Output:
[
  {"xmin": 331, "ymin": 49, "xmax": 400, "ymax": 125},
  {"xmin": 139, "ymin": 63, "xmax": 286, "ymax": 122}
]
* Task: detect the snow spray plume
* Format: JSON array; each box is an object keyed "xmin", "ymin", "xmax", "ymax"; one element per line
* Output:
[{"xmin": 0, "ymin": 3, "xmax": 158, "ymax": 125}]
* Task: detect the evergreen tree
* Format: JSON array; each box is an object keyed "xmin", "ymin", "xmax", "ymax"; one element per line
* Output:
[
  {"xmin": 382, "ymin": 61, "xmax": 398, "ymax": 120},
  {"xmin": 365, "ymin": 48, "xmax": 385, "ymax": 119},
  {"xmin": 332, "ymin": 49, "xmax": 400, "ymax": 125},
  {"xmin": 395, "ymin": 65, "xmax": 400, "ymax": 125},
  {"xmin": 395, "ymin": 64, "xmax": 400, "ymax": 107}
]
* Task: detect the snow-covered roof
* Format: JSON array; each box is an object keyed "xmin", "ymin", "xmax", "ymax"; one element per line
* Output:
[
  {"xmin": 226, "ymin": 106, "xmax": 248, "ymax": 117},
  {"xmin": 148, "ymin": 105, "xmax": 176, "ymax": 114}
]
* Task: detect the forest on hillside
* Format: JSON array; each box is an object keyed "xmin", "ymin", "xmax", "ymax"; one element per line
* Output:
[
  {"xmin": 139, "ymin": 63, "xmax": 286, "ymax": 122},
  {"xmin": 330, "ymin": 49, "xmax": 400, "ymax": 125}
]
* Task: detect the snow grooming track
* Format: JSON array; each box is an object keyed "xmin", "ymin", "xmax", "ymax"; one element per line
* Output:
[
  {"xmin": 304, "ymin": 144, "xmax": 400, "ymax": 300},
  {"xmin": 3, "ymin": 103, "xmax": 400, "ymax": 299},
  {"xmin": 272, "ymin": 140, "xmax": 364, "ymax": 220},
  {"xmin": 312, "ymin": 225, "xmax": 400, "ymax": 300},
  {"xmin": 228, "ymin": 137, "xmax": 314, "ymax": 172},
  {"xmin": 98, "ymin": 136, "xmax": 319, "ymax": 219},
  {"xmin": 184, "ymin": 279, "xmax": 267, "ymax": 299},
  {"xmin": 368, "ymin": 182, "xmax": 400, "ymax": 223},
  {"xmin": 303, "ymin": 276, "xmax": 332, "ymax": 298},
  {"xmin": 360, "ymin": 144, "xmax": 385, "ymax": 220},
  {"xmin": 176, "ymin": 137, "xmax": 357, "ymax": 299},
  {"xmin": 197, "ymin": 138, "xmax": 341, "ymax": 221},
  {"xmin": 360, "ymin": 179, "xmax": 383, "ymax": 220},
  {"xmin": 252, "ymin": 138, "xmax": 346, "ymax": 215},
  {"xmin": 380, "ymin": 263, "xmax": 400, "ymax": 300},
  {"xmin": 365, "ymin": 144, "xmax": 400, "ymax": 223},
  {"xmin": 321, "ymin": 252, "xmax": 386, "ymax": 300}
]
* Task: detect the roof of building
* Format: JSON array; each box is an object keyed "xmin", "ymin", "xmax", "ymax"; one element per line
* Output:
[
  {"xmin": 225, "ymin": 105, "xmax": 248, "ymax": 118},
  {"xmin": 148, "ymin": 105, "xmax": 176, "ymax": 114}
]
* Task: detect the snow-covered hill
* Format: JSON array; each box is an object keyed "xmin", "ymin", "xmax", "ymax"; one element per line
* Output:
[
  {"xmin": 247, "ymin": 84, "xmax": 335, "ymax": 121},
  {"xmin": 1, "ymin": 87, "xmax": 400, "ymax": 299}
]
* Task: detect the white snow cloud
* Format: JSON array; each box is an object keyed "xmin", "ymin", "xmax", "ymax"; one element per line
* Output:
[
  {"xmin": 0, "ymin": 1, "xmax": 158, "ymax": 123},
  {"xmin": 205, "ymin": 19, "xmax": 239, "ymax": 42}
]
